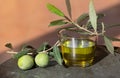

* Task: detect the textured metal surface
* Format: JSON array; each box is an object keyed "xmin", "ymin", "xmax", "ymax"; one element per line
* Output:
[{"xmin": 0, "ymin": 46, "xmax": 120, "ymax": 78}]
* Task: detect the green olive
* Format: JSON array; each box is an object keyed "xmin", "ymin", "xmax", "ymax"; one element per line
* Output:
[
  {"xmin": 35, "ymin": 52, "xmax": 49, "ymax": 67},
  {"xmin": 17, "ymin": 55, "xmax": 34, "ymax": 70}
]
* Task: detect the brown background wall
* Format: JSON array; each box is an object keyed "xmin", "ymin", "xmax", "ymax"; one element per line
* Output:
[{"xmin": 0, "ymin": 0, "xmax": 120, "ymax": 55}]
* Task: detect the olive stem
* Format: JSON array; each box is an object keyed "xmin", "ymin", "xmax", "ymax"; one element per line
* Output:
[
  {"xmin": 6, "ymin": 51, "xmax": 33, "ymax": 55},
  {"xmin": 43, "ymin": 40, "xmax": 60, "ymax": 52},
  {"xmin": 64, "ymin": 16, "xmax": 98, "ymax": 36}
]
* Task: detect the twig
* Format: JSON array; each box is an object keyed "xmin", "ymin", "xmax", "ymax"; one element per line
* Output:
[
  {"xmin": 6, "ymin": 40, "xmax": 60, "ymax": 55},
  {"xmin": 101, "ymin": 22, "xmax": 105, "ymax": 34},
  {"xmin": 6, "ymin": 51, "xmax": 18, "ymax": 54},
  {"xmin": 43, "ymin": 40, "xmax": 60, "ymax": 52},
  {"xmin": 6, "ymin": 51, "xmax": 33, "ymax": 55},
  {"xmin": 64, "ymin": 15, "xmax": 97, "ymax": 35}
]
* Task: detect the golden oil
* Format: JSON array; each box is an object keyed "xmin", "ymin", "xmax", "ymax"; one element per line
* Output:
[{"xmin": 61, "ymin": 38, "xmax": 95, "ymax": 67}]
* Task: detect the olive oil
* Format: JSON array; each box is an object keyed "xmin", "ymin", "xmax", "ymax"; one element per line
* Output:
[{"xmin": 61, "ymin": 38, "xmax": 95, "ymax": 67}]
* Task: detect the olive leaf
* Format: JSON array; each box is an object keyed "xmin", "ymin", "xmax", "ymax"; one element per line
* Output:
[
  {"xmin": 105, "ymin": 35, "xmax": 120, "ymax": 41},
  {"xmin": 37, "ymin": 42, "xmax": 49, "ymax": 52},
  {"xmin": 103, "ymin": 35, "xmax": 114, "ymax": 54},
  {"xmin": 49, "ymin": 19, "xmax": 68, "ymax": 26},
  {"xmin": 53, "ymin": 46, "xmax": 63, "ymax": 65},
  {"xmin": 65, "ymin": 0, "xmax": 72, "ymax": 18},
  {"xmin": 13, "ymin": 49, "xmax": 29, "ymax": 59},
  {"xmin": 5, "ymin": 43, "xmax": 13, "ymax": 50},
  {"xmin": 48, "ymin": 51, "xmax": 54, "ymax": 56},
  {"xmin": 97, "ymin": 13, "xmax": 105, "ymax": 19},
  {"xmin": 105, "ymin": 24, "xmax": 120, "ymax": 29},
  {"xmin": 76, "ymin": 13, "xmax": 89, "ymax": 24},
  {"xmin": 21, "ymin": 44, "xmax": 35, "ymax": 51},
  {"xmin": 89, "ymin": 0, "xmax": 97, "ymax": 32},
  {"xmin": 77, "ymin": 13, "xmax": 104, "ymax": 24},
  {"xmin": 58, "ymin": 25, "xmax": 77, "ymax": 30},
  {"xmin": 47, "ymin": 3, "xmax": 64, "ymax": 17},
  {"xmin": 13, "ymin": 45, "xmax": 35, "ymax": 59}
]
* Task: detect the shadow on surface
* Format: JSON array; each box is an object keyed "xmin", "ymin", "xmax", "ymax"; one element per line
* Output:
[{"xmin": 93, "ymin": 45, "xmax": 109, "ymax": 64}]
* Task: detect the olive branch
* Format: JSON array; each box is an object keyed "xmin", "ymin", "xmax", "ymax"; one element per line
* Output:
[
  {"xmin": 5, "ymin": 0, "xmax": 120, "ymax": 66},
  {"xmin": 47, "ymin": 0, "xmax": 120, "ymax": 54}
]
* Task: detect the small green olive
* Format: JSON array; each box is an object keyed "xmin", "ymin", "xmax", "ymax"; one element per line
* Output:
[
  {"xmin": 35, "ymin": 52, "xmax": 49, "ymax": 67},
  {"xmin": 17, "ymin": 55, "xmax": 34, "ymax": 70}
]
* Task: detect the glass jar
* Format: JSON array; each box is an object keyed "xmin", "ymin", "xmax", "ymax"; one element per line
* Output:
[{"xmin": 58, "ymin": 28, "xmax": 96, "ymax": 67}]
